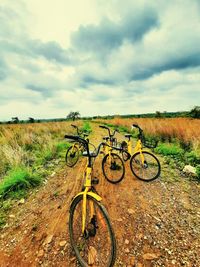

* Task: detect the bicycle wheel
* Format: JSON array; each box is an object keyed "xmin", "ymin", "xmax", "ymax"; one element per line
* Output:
[
  {"xmin": 130, "ymin": 151, "xmax": 161, "ymax": 181},
  {"xmin": 65, "ymin": 145, "xmax": 79, "ymax": 167},
  {"xmin": 121, "ymin": 141, "xmax": 131, "ymax": 161},
  {"xmin": 102, "ymin": 153, "xmax": 125, "ymax": 184},
  {"xmin": 69, "ymin": 195, "xmax": 116, "ymax": 267}
]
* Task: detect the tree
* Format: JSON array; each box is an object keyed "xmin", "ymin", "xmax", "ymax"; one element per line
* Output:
[
  {"xmin": 67, "ymin": 111, "xmax": 80, "ymax": 121},
  {"xmin": 189, "ymin": 106, "xmax": 200, "ymax": 118},
  {"xmin": 28, "ymin": 117, "xmax": 35, "ymax": 123},
  {"xmin": 155, "ymin": 111, "xmax": 162, "ymax": 118},
  {"xmin": 11, "ymin": 117, "xmax": 19, "ymax": 123}
]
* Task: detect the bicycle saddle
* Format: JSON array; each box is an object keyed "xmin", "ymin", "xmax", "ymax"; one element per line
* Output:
[
  {"xmin": 103, "ymin": 136, "xmax": 109, "ymax": 140},
  {"xmin": 125, "ymin": 134, "xmax": 132, "ymax": 138}
]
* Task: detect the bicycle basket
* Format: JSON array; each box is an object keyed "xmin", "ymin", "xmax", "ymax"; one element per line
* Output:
[{"xmin": 143, "ymin": 137, "xmax": 158, "ymax": 149}]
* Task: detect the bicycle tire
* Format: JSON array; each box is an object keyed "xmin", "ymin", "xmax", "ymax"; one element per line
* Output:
[
  {"xmin": 121, "ymin": 141, "xmax": 130, "ymax": 161},
  {"xmin": 65, "ymin": 145, "xmax": 79, "ymax": 167},
  {"xmin": 69, "ymin": 195, "xmax": 116, "ymax": 267},
  {"xmin": 102, "ymin": 153, "xmax": 125, "ymax": 184},
  {"xmin": 130, "ymin": 151, "xmax": 161, "ymax": 182}
]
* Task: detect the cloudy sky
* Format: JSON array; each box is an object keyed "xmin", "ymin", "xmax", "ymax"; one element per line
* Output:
[{"xmin": 0, "ymin": 0, "xmax": 200, "ymax": 120}]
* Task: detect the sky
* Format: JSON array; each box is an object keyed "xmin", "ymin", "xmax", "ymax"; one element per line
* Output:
[{"xmin": 0, "ymin": 0, "xmax": 200, "ymax": 120}]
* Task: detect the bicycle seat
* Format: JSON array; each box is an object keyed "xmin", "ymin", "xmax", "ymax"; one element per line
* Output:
[
  {"xmin": 103, "ymin": 136, "xmax": 109, "ymax": 140},
  {"xmin": 83, "ymin": 133, "xmax": 89, "ymax": 137},
  {"xmin": 82, "ymin": 151, "xmax": 96, "ymax": 157},
  {"xmin": 125, "ymin": 134, "xmax": 132, "ymax": 138}
]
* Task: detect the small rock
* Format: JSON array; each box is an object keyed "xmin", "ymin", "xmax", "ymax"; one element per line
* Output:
[
  {"xmin": 9, "ymin": 214, "xmax": 15, "ymax": 218},
  {"xmin": 128, "ymin": 209, "xmax": 134, "ymax": 215},
  {"xmin": 117, "ymin": 218, "xmax": 123, "ymax": 222},
  {"xmin": 44, "ymin": 234, "xmax": 53, "ymax": 245},
  {"xmin": 143, "ymin": 253, "xmax": 159, "ymax": 260},
  {"xmin": 18, "ymin": 198, "xmax": 25, "ymax": 204},
  {"xmin": 59, "ymin": 240, "xmax": 67, "ymax": 247},
  {"xmin": 125, "ymin": 239, "xmax": 129, "ymax": 245},
  {"xmin": 125, "ymin": 248, "xmax": 130, "ymax": 253},
  {"xmin": 38, "ymin": 249, "xmax": 44, "ymax": 257},
  {"xmin": 182, "ymin": 165, "xmax": 196, "ymax": 175},
  {"xmin": 88, "ymin": 246, "xmax": 97, "ymax": 265}
]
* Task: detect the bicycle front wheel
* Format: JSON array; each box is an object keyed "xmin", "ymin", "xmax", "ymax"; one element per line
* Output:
[
  {"xmin": 69, "ymin": 195, "xmax": 116, "ymax": 267},
  {"xmin": 130, "ymin": 151, "xmax": 161, "ymax": 182},
  {"xmin": 102, "ymin": 153, "xmax": 125, "ymax": 184},
  {"xmin": 65, "ymin": 145, "xmax": 79, "ymax": 167}
]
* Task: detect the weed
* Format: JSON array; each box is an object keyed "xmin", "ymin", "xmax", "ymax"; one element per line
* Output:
[
  {"xmin": 155, "ymin": 143, "xmax": 184, "ymax": 157},
  {"xmin": 0, "ymin": 167, "xmax": 41, "ymax": 199},
  {"xmin": 81, "ymin": 121, "xmax": 92, "ymax": 133}
]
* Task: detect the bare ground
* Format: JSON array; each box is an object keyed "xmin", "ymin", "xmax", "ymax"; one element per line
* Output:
[{"xmin": 0, "ymin": 124, "xmax": 199, "ymax": 267}]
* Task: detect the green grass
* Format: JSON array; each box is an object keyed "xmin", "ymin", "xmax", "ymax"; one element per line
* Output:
[
  {"xmin": 81, "ymin": 121, "xmax": 92, "ymax": 133},
  {"xmin": 155, "ymin": 143, "xmax": 184, "ymax": 157},
  {"xmin": 0, "ymin": 167, "xmax": 41, "ymax": 199}
]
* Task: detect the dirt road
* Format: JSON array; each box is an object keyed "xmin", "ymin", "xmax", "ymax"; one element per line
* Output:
[{"xmin": 0, "ymin": 124, "xmax": 199, "ymax": 266}]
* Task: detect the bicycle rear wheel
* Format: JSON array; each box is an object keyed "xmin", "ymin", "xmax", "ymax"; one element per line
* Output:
[
  {"xmin": 121, "ymin": 141, "xmax": 131, "ymax": 161},
  {"xmin": 130, "ymin": 151, "xmax": 161, "ymax": 181},
  {"xmin": 102, "ymin": 153, "xmax": 125, "ymax": 184},
  {"xmin": 65, "ymin": 144, "xmax": 79, "ymax": 167},
  {"xmin": 69, "ymin": 195, "xmax": 116, "ymax": 267}
]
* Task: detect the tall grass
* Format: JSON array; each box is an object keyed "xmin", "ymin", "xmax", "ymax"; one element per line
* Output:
[
  {"xmin": 0, "ymin": 121, "xmax": 80, "ymax": 181},
  {"xmin": 97, "ymin": 117, "xmax": 200, "ymax": 152}
]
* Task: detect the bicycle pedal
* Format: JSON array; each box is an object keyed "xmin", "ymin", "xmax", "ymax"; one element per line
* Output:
[{"xmin": 91, "ymin": 177, "xmax": 99, "ymax": 185}]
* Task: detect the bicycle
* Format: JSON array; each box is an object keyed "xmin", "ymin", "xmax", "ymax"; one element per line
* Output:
[
  {"xmin": 121, "ymin": 124, "xmax": 161, "ymax": 182},
  {"xmin": 65, "ymin": 124, "xmax": 89, "ymax": 167},
  {"xmin": 65, "ymin": 134, "xmax": 116, "ymax": 266},
  {"xmin": 99, "ymin": 125, "xmax": 125, "ymax": 184}
]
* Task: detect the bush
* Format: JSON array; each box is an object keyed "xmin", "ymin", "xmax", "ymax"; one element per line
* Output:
[
  {"xmin": 185, "ymin": 151, "xmax": 200, "ymax": 166},
  {"xmin": 196, "ymin": 165, "xmax": 200, "ymax": 181},
  {"xmin": 155, "ymin": 143, "xmax": 184, "ymax": 157},
  {"xmin": 0, "ymin": 167, "xmax": 41, "ymax": 199},
  {"xmin": 81, "ymin": 121, "xmax": 92, "ymax": 133}
]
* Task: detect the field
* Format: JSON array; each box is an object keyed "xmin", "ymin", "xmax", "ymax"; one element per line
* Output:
[
  {"xmin": 0, "ymin": 119, "xmax": 199, "ymax": 266},
  {"xmin": 97, "ymin": 117, "xmax": 200, "ymax": 151}
]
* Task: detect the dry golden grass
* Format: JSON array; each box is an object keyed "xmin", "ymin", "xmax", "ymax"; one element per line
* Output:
[
  {"xmin": 0, "ymin": 121, "xmax": 83, "ymax": 178},
  {"xmin": 97, "ymin": 117, "xmax": 200, "ymax": 151}
]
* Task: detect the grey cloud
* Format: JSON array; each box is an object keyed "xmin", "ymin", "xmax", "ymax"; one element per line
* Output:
[
  {"xmin": 26, "ymin": 84, "xmax": 52, "ymax": 97},
  {"xmin": 28, "ymin": 40, "xmax": 71, "ymax": 65},
  {"xmin": 82, "ymin": 76, "xmax": 116, "ymax": 87},
  {"xmin": 71, "ymin": 9, "xmax": 158, "ymax": 54},
  {"xmin": 130, "ymin": 52, "xmax": 200, "ymax": 81}
]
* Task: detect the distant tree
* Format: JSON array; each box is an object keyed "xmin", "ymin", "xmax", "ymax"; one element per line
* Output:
[
  {"xmin": 11, "ymin": 117, "xmax": 19, "ymax": 123},
  {"xmin": 67, "ymin": 111, "xmax": 80, "ymax": 121},
  {"xmin": 189, "ymin": 106, "xmax": 200, "ymax": 118},
  {"xmin": 28, "ymin": 117, "xmax": 35, "ymax": 123},
  {"xmin": 155, "ymin": 111, "xmax": 162, "ymax": 118}
]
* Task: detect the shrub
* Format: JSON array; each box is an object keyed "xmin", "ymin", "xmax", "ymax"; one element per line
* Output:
[
  {"xmin": 81, "ymin": 121, "xmax": 92, "ymax": 133},
  {"xmin": 185, "ymin": 151, "xmax": 200, "ymax": 166},
  {"xmin": 0, "ymin": 167, "xmax": 41, "ymax": 199},
  {"xmin": 155, "ymin": 143, "xmax": 184, "ymax": 157},
  {"xmin": 196, "ymin": 165, "xmax": 200, "ymax": 177}
]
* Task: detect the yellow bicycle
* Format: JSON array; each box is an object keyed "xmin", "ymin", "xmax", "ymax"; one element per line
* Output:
[
  {"xmin": 121, "ymin": 124, "xmax": 161, "ymax": 182},
  {"xmin": 65, "ymin": 124, "xmax": 89, "ymax": 167},
  {"xmin": 65, "ymin": 134, "xmax": 116, "ymax": 266},
  {"xmin": 99, "ymin": 125, "xmax": 125, "ymax": 184}
]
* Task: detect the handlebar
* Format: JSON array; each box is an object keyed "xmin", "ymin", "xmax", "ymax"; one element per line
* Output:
[{"xmin": 99, "ymin": 125, "xmax": 119, "ymax": 138}]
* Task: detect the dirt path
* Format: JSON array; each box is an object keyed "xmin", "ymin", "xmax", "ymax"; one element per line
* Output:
[{"xmin": 0, "ymin": 123, "xmax": 199, "ymax": 267}]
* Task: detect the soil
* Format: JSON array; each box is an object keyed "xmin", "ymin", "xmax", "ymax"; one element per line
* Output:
[{"xmin": 0, "ymin": 123, "xmax": 199, "ymax": 267}]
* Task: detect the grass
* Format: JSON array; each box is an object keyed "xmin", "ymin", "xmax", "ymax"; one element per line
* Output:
[
  {"xmin": 0, "ymin": 167, "xmax": 41, "ymax": 199},
  {"xmin": 155, "ymin": 143, "xmax": 184, "ymax": 157},
  {"xmin": 81, "ymin": 121, "xmax": 92, "ymax": 133}
]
